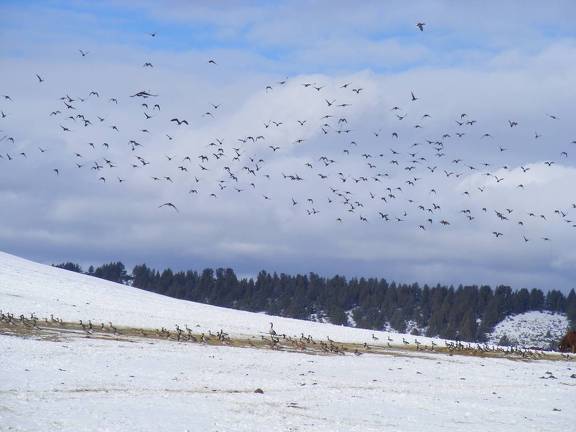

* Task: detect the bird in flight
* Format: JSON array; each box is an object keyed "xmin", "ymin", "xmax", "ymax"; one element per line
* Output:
[
  {"xmin": 170, "ymin": 118, "xmax": 189, "ymax": 125},
  {"xmin": 36, "ymin": 74, "xmax": 44, "ymax": 83},
  {"xmin": 416, "ymin": 22, "xmax": 426, "ymax": 31},
  {"xmin": 78, "ymin": 49, "xmax": 88, "ymax": 57},
  {"xmin": 159, "ymin": 202, "xmax": 179, "ymax": 212}
]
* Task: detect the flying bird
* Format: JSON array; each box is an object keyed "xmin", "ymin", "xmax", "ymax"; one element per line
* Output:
[
  {"xmin": 170, "ymin": 118, "xmax": 189, "ymax": 125},
  {"xmin": 159, "ymin": 202, "xmax": 179, "ymax": 212}
]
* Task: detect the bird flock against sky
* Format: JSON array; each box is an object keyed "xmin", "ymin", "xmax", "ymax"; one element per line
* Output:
[{"xmin": 1, "ymin": 1, "xmax": 576, "ymax": 291}]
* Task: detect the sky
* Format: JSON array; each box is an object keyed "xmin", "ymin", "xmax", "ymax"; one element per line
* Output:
[{"xmin": 1, "ymin": 0, "xmax": 576, "ymax": 292}]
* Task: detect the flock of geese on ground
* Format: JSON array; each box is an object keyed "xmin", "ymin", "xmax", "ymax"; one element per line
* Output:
[
  {"xmin": 1, "ymin": 28, "xmax": 575, "ymax": 245},
  {"xmin": 1, "ymin": 310, "xmax": 570, "ymax": 360}
]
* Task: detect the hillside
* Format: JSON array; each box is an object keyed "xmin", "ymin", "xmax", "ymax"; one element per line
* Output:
[
  {"xmin": 55, "ymin": 259, "xmax": 576, "ymax": 343},
  {"xmin": 487, "ymin": 311, "xmax": 570, "ymax": 349},
  {"xmin": 1, "ymin": 251, "xmax": 575, "ymax": 431},
  {"xmin": 0, "ymin": 251, "xmax": 433, "ymax": 346}
]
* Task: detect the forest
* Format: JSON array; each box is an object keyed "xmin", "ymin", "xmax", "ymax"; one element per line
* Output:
[{"xmin": 54, "ymin": 261, "xmax": 576, "ymax": 342}]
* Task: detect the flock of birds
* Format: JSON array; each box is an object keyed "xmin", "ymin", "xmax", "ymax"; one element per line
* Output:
[
  {"xmin": 1, "ymin": 310, "xmax": 567, "ymax": 360},
  {"xmin": 1, "ymin": 25, "xmax": 576, "ymax": 246}
]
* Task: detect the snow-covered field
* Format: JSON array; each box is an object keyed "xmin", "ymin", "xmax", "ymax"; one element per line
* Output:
[
  {"xmin": 1, "ymin": 251, "xmax": 575, "ymax": 431},
  {"xmin": 487, "ymin": 311, "xmax": 570, "ymax": 349},
  {"xmin": 2, "ymin": 331, "xmax": 575, "ymax": 432}
]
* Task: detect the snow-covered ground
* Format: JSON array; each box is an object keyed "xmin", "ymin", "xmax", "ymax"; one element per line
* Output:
[
  {"xmin": 1, "ymin": 251, "xmax": 575, "ymax": 431},
  {"xmin": 487, "ymin": 311, "xmax": 570, "ymax": 349},
  {"xmin": 2, "ymin": 331, "xmax": 575, "ymax": 432}
]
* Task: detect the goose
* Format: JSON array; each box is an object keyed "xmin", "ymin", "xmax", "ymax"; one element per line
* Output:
[{"xmin": 269, "ymin": 322, "xmax": 277, "ymax": 336}]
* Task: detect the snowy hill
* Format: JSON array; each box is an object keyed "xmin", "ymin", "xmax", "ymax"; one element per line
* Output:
[
  {"xmin": 487, "ymin": 311, "xmax": 570, "ymax": 349},
  {"xmin": 0, "ymin": 250, "xmax": 431, "ymax": 346},
  {"xmin": 1, "ymin": 251, "xmax": 576, "ymax": 431}
]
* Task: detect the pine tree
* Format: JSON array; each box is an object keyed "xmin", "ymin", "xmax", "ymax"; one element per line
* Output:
[
  {"xmin": 92, "ymin": 262, "xmax": 129, "ymax": 284},
  {"xmin": 459, "ymin": 309, "xmax": 479, "ymax": 341},
  {"xmin": 53, "ymin": 262, "xmax": 83, "ymax": 273},
  {"xmin": 545, "ymin": 290, "xmax": 566, "ymax": 312},
  {"xmin": 512, "ymin": 288, "xmax": 530, "ymax": 314},
  {"xmin": 529, "ymin": 288, "xmax": 545, "ymax": 311}
]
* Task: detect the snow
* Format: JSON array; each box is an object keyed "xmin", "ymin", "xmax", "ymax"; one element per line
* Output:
[
  {"xmin": 1, "ymin": 250, "xmax": 576, "ymax": 431},
  {"xmin": 345, "ymin": 308, "xmax": 356, "ymax": 326},
  {"xmin": 487, "ymin": 311, "xmax": 570, "ymax": 349},
  {"xmin": 2, "ymin": 332, "xmax": 575, "ymax": 432}
]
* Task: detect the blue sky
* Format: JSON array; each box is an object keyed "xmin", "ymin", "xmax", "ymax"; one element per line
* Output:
[
  {"xmin": 2, "ymin": 0, "xmax": 573, "ymax": 72},
  {"xmin": 1, "ymin": 1, "xmax": 576, "ymax": 291}
]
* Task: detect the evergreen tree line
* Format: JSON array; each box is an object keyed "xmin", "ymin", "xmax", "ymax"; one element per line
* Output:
[{"xmin": 53, "ymin": 261, "xmax": 576, "ymax": 341}]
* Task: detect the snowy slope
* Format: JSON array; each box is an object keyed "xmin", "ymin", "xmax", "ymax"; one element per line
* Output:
[
  {"xmin": 487, "ymin": 311, "xmax": 570, "ymax": 349},
  {"xmin": 0, "ymin": 250, "xmax": 437, "ymax": 346}
]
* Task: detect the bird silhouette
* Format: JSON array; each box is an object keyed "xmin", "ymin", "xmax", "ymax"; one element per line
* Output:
[
  {"xmin": 159, "ymin": 202, "xmax": 179, "ymax": 212},
  {"xmin": 170, "ymin": 118, "xmax": 189, "ymax": 125}
]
